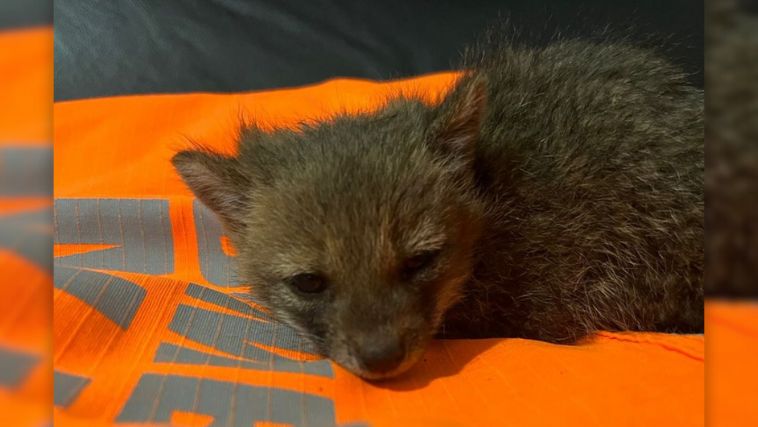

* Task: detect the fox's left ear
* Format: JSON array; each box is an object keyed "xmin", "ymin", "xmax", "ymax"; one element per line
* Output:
[{"xmin": 429, "ymin": 77, "xmax": 487, "ymax": 166}]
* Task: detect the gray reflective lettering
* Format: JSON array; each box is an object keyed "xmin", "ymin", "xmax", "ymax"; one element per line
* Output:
[
  {"xmin": 54, "ymin": 266, "xmax": 146, "ymax": 329},
  {"xmin": 54, "ymin": 198, "xmax": 173, "ymax": 274},
  {"xmin": 194, "ymin": 200, "xmax": 239, "ymax": 286},
  {"xmin": 167, "ymin": 304, "xmax": 332, "ymax": 377},
  {"xmin": 54, "ymin": 371, "xmax": 90, "ymax": 408},
  {"xmin": 117, "ymin": 374, "xmax": 336, "ymax": 427}
]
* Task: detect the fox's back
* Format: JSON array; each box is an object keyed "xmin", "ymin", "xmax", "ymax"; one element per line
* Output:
[{"xmin": 440, "ymin": 41, "xmax": 704, "ymax": 341}]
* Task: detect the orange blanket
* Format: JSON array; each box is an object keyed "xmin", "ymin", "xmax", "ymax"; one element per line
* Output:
[{"xmin": 51, "ymin": 70, "xmax": 708, "ymax": 427}]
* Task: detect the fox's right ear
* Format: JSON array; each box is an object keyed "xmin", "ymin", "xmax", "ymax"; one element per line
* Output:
[
  {"xmin": 172, "ymin": 149, "xmax": 250, "ymax": 234},
  {"xmin": 429, "ymin": 77, "xmax": 487, "ymax": 169}
]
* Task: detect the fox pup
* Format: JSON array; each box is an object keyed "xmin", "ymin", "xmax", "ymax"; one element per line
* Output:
[{"xmin": 173, "ymin": 39, "xmax": 704, "ymax": 379}]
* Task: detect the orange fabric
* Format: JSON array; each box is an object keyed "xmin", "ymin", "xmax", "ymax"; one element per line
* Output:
[
  {"xmin": 52, "ymin": 63, "xmax": 712, "ymax": 425},
  {"xmin": 53, "ymin": 74, "xmax": 458, "ymax": 198},
  {"xmin": 0, "ymin": 27, "xmax": 53, "ymax": 427},
  {"xmin": 706, "ymin": 301, "xmax": 758, "ymax": 427},
  {"xmin": 0, "ymin": 27, "xmax": 52, "ymax": 144}
]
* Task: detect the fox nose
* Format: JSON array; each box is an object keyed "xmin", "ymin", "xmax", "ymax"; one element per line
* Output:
[{"xmin": 356, "ymin": 335, "xmax": 406, "ymax": 374}]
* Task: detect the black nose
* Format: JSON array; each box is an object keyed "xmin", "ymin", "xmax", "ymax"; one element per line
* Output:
[{"xmin": 357, "ymin": 335, "xmax": 406, "ymax": 374}]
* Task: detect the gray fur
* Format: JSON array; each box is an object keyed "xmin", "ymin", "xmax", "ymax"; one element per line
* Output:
[{"xmin": 173, "ymin": 37, "xmax": 703, "ymax": 379}]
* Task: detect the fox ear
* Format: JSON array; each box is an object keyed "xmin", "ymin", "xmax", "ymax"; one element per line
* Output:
[
  {"xmin": 172, "ymin": 149, "xmax": 250, "ymax": 234},
  {"xmin": 431, "ymin": 77, "xmax": 487, "ymax": 165}
]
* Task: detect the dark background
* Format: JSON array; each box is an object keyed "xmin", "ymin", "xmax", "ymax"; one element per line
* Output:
[
  {"xmin": 0, "ymin": 0, "xmax": 50, "ymax": 29},
  {"xmin": 54, "ymin": 0, "xmax": 704, "ymax": 101}
]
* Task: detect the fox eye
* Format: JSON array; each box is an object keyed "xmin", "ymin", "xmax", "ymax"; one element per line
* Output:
[
  {"xmin": 287, "ymin": 273, "xmax": 328, "ymax": 294},
  {"xmin": 400, "ymin": 250, "xmax": 441, "ymax": 281}
]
